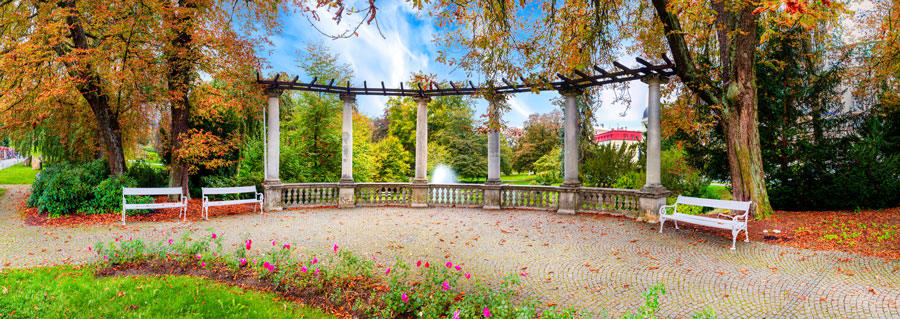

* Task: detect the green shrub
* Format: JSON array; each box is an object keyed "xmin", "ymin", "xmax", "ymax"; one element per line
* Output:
[
  {"xmin": 38, "ymin": 166, "xmax": 94, "ymax": 217},
  {"xmin": 661, "ymin": 148, "xmax": 709, "ymax": 197},
  {"xmin": 128, "ymin": 161, "xmax": 168, "ymax": 187},
  {"xmin": 614, "ymin": 170, "xmax": 645, "ymax": 190},
  {"xmin": 89, "ymin": 175, "xmax": 138, "ymax": 214},
  {"xmin": 28, "ymin": 159, "xmax": 161, "ymax": 217},
  {"xmin": 533, "ymin": 148, "xmax": 562, "ymax": 185}
]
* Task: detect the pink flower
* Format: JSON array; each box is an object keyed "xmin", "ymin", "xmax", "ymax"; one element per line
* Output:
[
  {"xmin": 212, "ymin": 233, "xmax": 217, "ymax": 239},
  {"xmin": 333, "ymin": 244, "xmax": 339, "ymax": 252},
  {"xmin": 283, "ymin": 244, "xmax": 290, "ymax": 249},
  {"xmin": 200, "ymin": 262, "xmax": 206, "ymax": 267},
  {"xmin": 455, "ymin": 265, "xmax": 462, "ymax": 271},
  {"xmin": 385, "ymin": 267, "xmax": 391, "ymax": 275},
  {"xmin": 103, "ymin": 255, "xmax": 108, "ymax": 260},
  {"xmin": 442, "ymin": 282, "xmax": 450, "ymax": 291},
  {"xmin": 245, "ymin": 239, "xmax": 252, "ymax": 250},
  {"xmin": 401, "ymin": 293, "xmax": 408, "ymax": 303},
  {"xmin": 312, "ymin": 257, "xmax": 318, "ymax": 265},
  {"xmin": 168, "ymin": 239, "xmax": 173, "ymax": 245},
  {"xmin": 301, "ymin": 265, "xmax": 308, "ymax": 273},
  {"xmin": 239, "ymin": 258, "xmax": 247, "ymax": 266},
  {"xmin": 272, "ymin": 240, "xmax": 276, "ymax": 246},
  {"xmin": 212, "ymin": 252, "xmax": 216, "ymax": 256},
  {"xmin": 87, "ymin": 247, "xmax": 92, "ymax": 251},
  {"xmin": 314, "ymin": 268, "xmax": 320, "ymax": 274},
  {"xmin": 446, "ymin": 261, "xmax": 452, "ymax": 268},
  {"xmin": 453, "ymin": 311, "xmax": 460, "ymax": 319},
  {"xmin": 465, "ymin": 273, "xmax": 471, "ymax": 279},
  {"xmin": 483, "ymin": 306, "xmax": 492, "ymax": 317},
  {"xmin": 197, "ymin": 254, "xmax": 202, "ymax": 260},
  {"xmin": 416, "ymin": 260, "xmax": 422, "ymax": 267},
  {"xmin": 425, "ymin": 262, "xmax": 430, "ymax": 268},
  {"xmin": 520, "ymin": 272, "xmax": 527, "ymax": 277},
  {"xmin": 372, "ymin": 254, "xmax": 376, "ymax": 260},
  {"xmin": 263, "ymin": 262, "xmax": 275, "ymax": 272}
]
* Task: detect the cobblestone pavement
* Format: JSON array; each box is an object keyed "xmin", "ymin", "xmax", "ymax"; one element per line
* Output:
[{"xmin": 1, "ymin": 184, "xmax": 898, "ymax": 318}]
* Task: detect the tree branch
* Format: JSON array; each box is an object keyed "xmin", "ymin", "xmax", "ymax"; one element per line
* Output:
[{"xmin": 650, "ymin": 0, "xmax": 722, "ymax": 107}]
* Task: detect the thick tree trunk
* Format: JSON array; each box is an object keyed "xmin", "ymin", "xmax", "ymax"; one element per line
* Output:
[
  {"xmin": 164, "ymin": 0, "xmax": 197, "ymax": 198},
  {"xmin": 58, "ymin": 0, "xmax": 127, "ymax": 176},
  {"xmin": 650, "ymin": 0, "xmax": 774, "ymax": 217}
]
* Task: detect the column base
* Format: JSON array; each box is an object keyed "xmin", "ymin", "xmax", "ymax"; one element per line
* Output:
[
  {"xmin": 483, "ymin": 182, "xmax": 502, "ymax": 210},
  {"xmin": 262, "ymin": 181, "xmax": 283, "ymax": 212},
  {"xmin": 410, "ymin": 181, "xmax": 428, "ymax": 208},
  {"xmin": 638, "ymin": 186, "xmax": 670, "ymax": 222},
  {"xmin": 557, "ymin": 185, "xmax": 579, "ymax": 215},
  {"xmin": 338, "ymin": 182, "xmax": 355, "ymax": 208}
]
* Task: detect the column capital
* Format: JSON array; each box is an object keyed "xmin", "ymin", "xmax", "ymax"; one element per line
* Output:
[
  {"xmin": 641, "ymin": 74, "xmax": 669, "ymax": 85},
  {"xmin": 265, "ymin": 88, "xmax": 284, "ymax": 98},
  {"xmin": 413, "ymin": 96, "xmax": 431, "ymax": 104},
  {"xmin": 339, "ymin": 93, "xmax": 356, "ymax": 102},
  {"xmin": 558, "ymin": 87, "xmax": 584, "ymax": 97}
]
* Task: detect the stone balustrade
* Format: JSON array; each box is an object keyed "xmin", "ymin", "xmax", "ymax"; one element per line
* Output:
[
  {"xmin": 500, "ymin": 185, "xmax": 559, "ymax": 210},
  {"xmin": 428, "ymin": 184, "xmax": 484, "ymax": 207},
  {"xmin": 355, "ymin": 183, "xmax": 412, "ymax": 206},
  {"xmin": 577, "ymin": 187, "xmax": 642, "ymax": 216},
  {"xmin": 264, "ymin": 182, "xmax": 666, "ymax": 219},
  {"xmin": 275, "ymin": 183, "xmax": 340, "ymax": 208}
]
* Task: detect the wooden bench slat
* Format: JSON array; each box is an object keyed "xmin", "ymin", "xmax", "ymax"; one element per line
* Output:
[
  {"xmin": 124, "ymin": 202, "xmax": 184, "ymax": 210},
  {"xmin": 206, "ymin": 199, "xmax": 260, "ymax": 206},
  {"xmin": 668, "ymin": 213, "xmax": 738, "ymax": 229},
  {"xmin": 202, "ymin": 186, "xmax": 258, "ymax": 195},
  {"xmin": 675, "ymin": 195, "xmax": 751, "ymax": 211},
  {"xmin": 123, "ymin": 187, "xmax": 183, "ymax": 196}
]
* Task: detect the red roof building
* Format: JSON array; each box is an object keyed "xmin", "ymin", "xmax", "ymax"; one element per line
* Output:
[{"xmin": 594, "ymin": 130, "xmax": 643, "ymax": 143}]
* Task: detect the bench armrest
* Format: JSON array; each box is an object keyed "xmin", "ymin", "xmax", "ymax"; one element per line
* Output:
[
  {"xmin": 256, "ymin": 192, "xmax": 264, "ymax": 201},
  {"xmin": 658, "ymin": 204, "xmax": 676, "ymax": 216}
]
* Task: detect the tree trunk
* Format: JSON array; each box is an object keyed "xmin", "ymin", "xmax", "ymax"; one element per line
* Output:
[
  {"xmin": 650, "ymin": 0, "xmax": 774, "ymax": 217},
  {"xmin": 58, "ymin": 0, "xmax": 127, "ymax": 176},
  {"xmin": 164, "ymin": 0, "xmax": 197, "ymax": 198}
]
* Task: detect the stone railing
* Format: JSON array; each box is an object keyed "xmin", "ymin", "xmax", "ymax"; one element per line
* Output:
[
  {"xmin": 428, "ymin": 184, "xmax": 484, "ymax": 207},
  {"xmin": 264, "ymin": 182, "xmax": 665, "ymax": 219},
  {"xmin": 355, "ymin": 183, "xmax": 411, "ymax": 206},
  {"xmin": 500, "ymin": 185, "xmax": 559, "ymax": 210},
  {"xmin": 577, "ymin": 187, "xmax": 642, "ymax": 216},
  {"xmin": 278, "ymin": 183, "xmax": 340, "ymax": 208}
]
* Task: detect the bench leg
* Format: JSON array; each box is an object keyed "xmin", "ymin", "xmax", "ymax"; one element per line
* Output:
[
  {"xmin": 731, "ymin": 228, "xmax": 739, "ymax": 250},
  {"xmin": 674, "ymin": 220, "xmax": 679, "ymax": 230},
  {"xmin": 659, "ymin": 217, "xmax": 665, "ymax": 233},
  {"xmin": 122, "ymin": 209, "xmax": 126, "ymax": 226},
  {"xmin": 745, "ymin": 226, "xmax": 750, "ymax": 242}
]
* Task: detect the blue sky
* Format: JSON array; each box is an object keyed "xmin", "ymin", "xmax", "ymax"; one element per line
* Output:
[{"xmin": 259, "ymin": 1, "xmax": 650, "ymax": 130}]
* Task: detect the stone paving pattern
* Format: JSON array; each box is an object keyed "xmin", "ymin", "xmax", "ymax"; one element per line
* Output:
[{"xmin": 1, "ymin": 184, "xmax": 898, "ymax": 318}]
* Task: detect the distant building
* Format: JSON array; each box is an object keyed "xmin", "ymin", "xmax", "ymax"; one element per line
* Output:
[{"xmin": 594, "ymin": 129, "xmax": 643, "ymax": 162}]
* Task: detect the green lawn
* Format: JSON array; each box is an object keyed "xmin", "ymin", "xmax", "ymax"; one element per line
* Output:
[
  {"xmin": 0, "ymin": 266, "xmax": 334, "ymax": 318},
  {"xmin": 0, "ymin": 165, "xmax": 38, "ymax": 184},
  {"xmin": 0, "ymin": 188, "xmax": 6, "ymax": 198}
]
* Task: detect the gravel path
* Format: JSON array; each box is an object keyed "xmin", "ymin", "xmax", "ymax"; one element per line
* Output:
[{"xmin": 1, "ymin": 184, "xmax": 897, "ymax": 318}]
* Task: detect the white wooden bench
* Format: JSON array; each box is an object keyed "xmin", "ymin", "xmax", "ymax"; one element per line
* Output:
[
  {"xmin": 122, "ymin": 187, "xmax": 187, "ymax": 225},
  {"xmin": 201, "ymin": 186, "xmax": 263, "ymax": 220},
  {"xmin": 658, "ymin": 195, "xmax": 753, "ymax": 250}
]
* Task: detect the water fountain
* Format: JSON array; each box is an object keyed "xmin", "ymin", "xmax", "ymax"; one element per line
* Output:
[{"xmin": 430, "ymin": 164, "xmax": 458, "ymax": 184}]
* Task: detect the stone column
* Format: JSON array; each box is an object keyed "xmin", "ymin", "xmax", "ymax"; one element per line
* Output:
[
  {"xmin": 484, "ymin": 98, "xmax": 503, "ymax": 210},
  {"xmin": 411, "ymin": 96, "xmax": 431, "ymax": 208},
  {"xmin": 263, "ymin": 89, "xmax": 283, "ymax": 211},
  {"xmin": 338, "ymin": 94, "xmax": 356, "ymax": 208},
  {"xmin": 639, "ymin": 74, "xmax": 670, "ymax": 221},
  {"xmin": 558, "ymin": 89, "xmax": 581, "ymax": 215}
]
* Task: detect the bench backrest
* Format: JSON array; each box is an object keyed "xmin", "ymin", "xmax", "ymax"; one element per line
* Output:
[
  {"xmin": 123, "ymin": 187, "xmax": 183, "ymax": 196},
  {"xmin": 202, "ymin": 186, "xmax": 258, "ymax": 195},
  {"xmin": 675, "ymin": 195, "xmax": 752, "ymax": 212}
]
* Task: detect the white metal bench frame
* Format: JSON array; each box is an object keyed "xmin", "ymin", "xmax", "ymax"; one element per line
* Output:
[
  {"xmin": 122, "ymin": 187, "xmax": 187, "ymax": 225},
  {"xmin": 658, "ymin": 195, "xmax": 753, "ymax": 250},
  {"xmin": 201, "ymin": 186, "xmax": 263, "ymax": 220}
]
